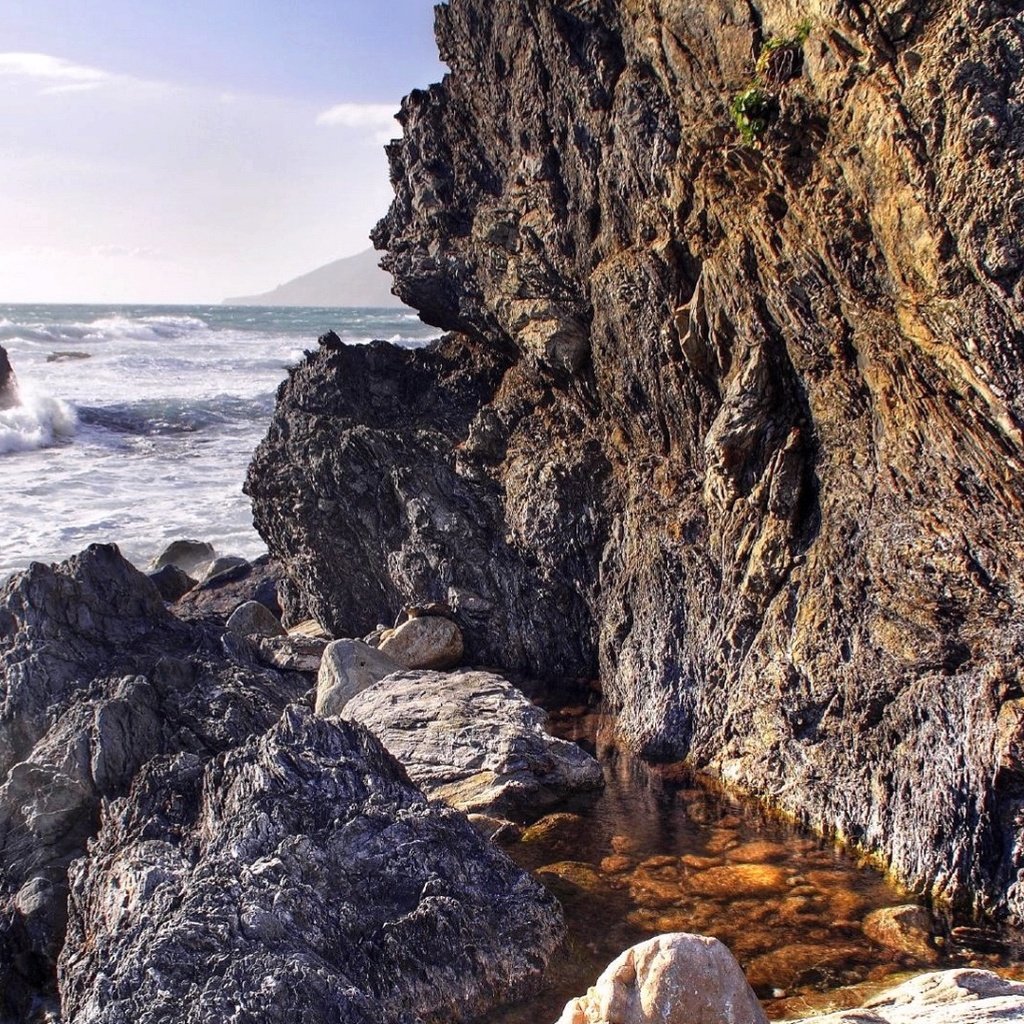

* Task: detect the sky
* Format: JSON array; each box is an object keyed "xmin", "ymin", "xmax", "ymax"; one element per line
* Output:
[{"xmin": 0, "ymin": 1, "xmax": 447, "ymax": 303}]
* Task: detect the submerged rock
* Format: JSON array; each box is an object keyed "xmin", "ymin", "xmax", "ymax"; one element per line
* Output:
[
  {"xmin": 58, "ymin": 706, "xmax": 564, "ymax": 1024},
  {"xmin": 555, "ymin": 932, "xmax": 767, "ymax": 1024},
  {"xmin": 342, "ymin": 670, "xmax": 604, "ymax": 816},
  {"xmin": 863, "ymin": 905, "xmax": 940, "ymax": 965}
]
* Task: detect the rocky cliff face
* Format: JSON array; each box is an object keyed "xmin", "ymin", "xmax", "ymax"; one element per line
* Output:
[{"xmin": 248, "ymin": 0, "xmax": 1024, "ymax": 921}]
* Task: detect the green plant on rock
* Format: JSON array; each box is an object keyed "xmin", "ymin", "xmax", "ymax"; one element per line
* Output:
[
  {"xmin": 729, "ymin": 18, "xmax": 812, "ymax": 144},
  {"xmin": 730, "ymin": 86, "xmax": 776, "ymax": 144}
]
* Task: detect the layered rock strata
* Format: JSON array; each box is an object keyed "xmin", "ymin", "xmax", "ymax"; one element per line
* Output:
[
  {"xmin": 0, "ymin": 545, "xmax": 309, "ymax": 1020},
  {"xmin": 58, "ymin": 706, "xmax": 563, "ymax": 1024},
  {"xmin": 247, "ymin": 0, "xmax": 1024, "ymax": 920}
]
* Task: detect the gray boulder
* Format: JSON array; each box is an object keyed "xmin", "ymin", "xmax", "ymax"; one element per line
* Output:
[
  {"xmin": 799, "ymin": 969, "xmax": 1024, "ymax": 1024},
  {"xmin": 378, "ymin": 615, "xmax": 464, "ymax": 670},
  {"xmin": 225, "ymin": 600, "xmax": 286, "ymax": 638},
  {"xmin": 316, "ymin": 639, "xmax": 403, "ymax": 717},
  {"xmin": 58, "ymin": 706, "xmax": 564, "ymax": 1024},
  {"xmin": 342, "ymin": 670, "xmax": 604, "ymax": 815},
  {"xmin": 149, "ymin": 539, "xmax": 214, "ymax": 575},
  {"xmin": 0, "ymin": 544, "xmax": 309, "ymax": 1021}
]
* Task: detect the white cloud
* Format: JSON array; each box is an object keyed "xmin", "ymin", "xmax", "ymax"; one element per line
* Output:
[
  {"xmin": 0, "ymin": 52, "xmax": 166, "ymax": 97},
  {"xmin": 0, "ymin": 52, "xmax": 114, "ymax": 93},
  {"xmin": 90, "ymin": 244, "xmax": 167, "ymax": 260},
  {"xmin": 316, "ymin": 102, "xmax": 397, "ymax": 129}
]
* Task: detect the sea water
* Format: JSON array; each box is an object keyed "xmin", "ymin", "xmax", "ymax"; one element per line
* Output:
[{"xmin": 0, "ymin": 304, "xmax": 437, "ymax": 580}]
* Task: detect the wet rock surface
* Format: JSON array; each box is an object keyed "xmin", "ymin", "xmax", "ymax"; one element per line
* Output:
[
  {"xmin": 341, "ymin": 670, "xmax": 604, "ymax": 816},
  {"xmin": 0, "ymin": 546, "xmax": 309, "ymax": 1020},
  {"xmin": 58, "ymin": 706, "xmax": 564, "ymax": 1024},
  {"xmin": 247, "ymin": 0, "xmax": 1024, "ymax": 921},
  {"xmin": 0, "ymin": 345, "xmax": 17, "ymax": 409}
]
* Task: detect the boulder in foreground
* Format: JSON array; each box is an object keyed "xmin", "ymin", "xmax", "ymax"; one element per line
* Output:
[
  {"xmin": 58, "ymin": 706, "xmax": 564, "ymax": 1024},
  {"xmin": 342, "ymin": 670, "xmax": 604, "ymax": 815},
  {"xmin": 555, "ymin": 932, "xmax": 767, "ymax": 1024}
]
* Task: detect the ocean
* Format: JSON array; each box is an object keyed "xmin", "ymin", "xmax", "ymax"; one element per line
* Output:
[{"xmin": 0, "ymin": 304, "xmax": 438, "ymax": 580}]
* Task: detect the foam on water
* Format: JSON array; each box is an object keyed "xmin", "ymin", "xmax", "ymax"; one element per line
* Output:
[
  {"xmin": 0, "ymin": 388, "xmax": 77, "ymax": 454},
  {"xmin": 0, "ymin": 303, "xmax": 438, "ymax": 578}
]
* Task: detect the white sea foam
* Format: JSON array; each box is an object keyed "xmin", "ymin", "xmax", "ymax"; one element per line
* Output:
[
  {"xmin": 0, "ymin": 302, "xmax": 439, "ymax": 579},
  {"xmin": 0, "ymin": 392, "xmax": 77, "ymax": 454}
]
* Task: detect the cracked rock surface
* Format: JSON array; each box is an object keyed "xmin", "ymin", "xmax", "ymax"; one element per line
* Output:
[
  {"xmin": 247, "ymin": 0, "xmax": 1024, "ymax": 920},
  {"xmin": 58, "ymin": 706, "xmax": 563, "ymax": 1024}
]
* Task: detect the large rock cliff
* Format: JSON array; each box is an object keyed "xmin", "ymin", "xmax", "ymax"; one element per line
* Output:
[{"xmin": 247, "ymin": 0, "xmax": 1024, "ymax": 921}]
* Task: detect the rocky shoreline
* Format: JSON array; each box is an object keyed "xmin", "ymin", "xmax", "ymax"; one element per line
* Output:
[
  {"xmin": 5, "ymin": 0, "xmax": 1024, "ymax": 1020},
  {"xmin": 0, "ymin": 538, "xmax": 1020, "ymax": 1022}
]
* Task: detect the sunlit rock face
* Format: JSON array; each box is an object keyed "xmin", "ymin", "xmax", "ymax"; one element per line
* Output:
[{"xmin": 248, "ymin": 0, "xmax": 1024, "ymax": 921}]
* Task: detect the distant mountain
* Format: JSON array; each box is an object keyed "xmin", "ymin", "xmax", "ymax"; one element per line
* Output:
[{"xmin": 224, "ymin": 248, "xmax": 404, "ymax": 308}]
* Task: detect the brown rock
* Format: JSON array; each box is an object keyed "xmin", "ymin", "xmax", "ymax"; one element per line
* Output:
[
  {"xmin": 377, "ymin": 615, "xmax": 464, "ymax": 670},
  {"xmin": 726, "ymin": 840, "xmax": 790, "ymax": 864},
  {"xmin": 536, "ymin": 861, "xmax": 606, "ymax": 895},
  {"xmin": 688, "ymin": 863, "xmax": 790, "ymax": 898},
  {"xmin": 863, "ymin": 905, "xmax": 940, "ymax": 964}
]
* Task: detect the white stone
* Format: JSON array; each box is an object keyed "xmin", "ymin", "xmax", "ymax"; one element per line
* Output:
[
  {"xmin": 315, "ymin": 640, "xmax": 402, "ymax": 717},
  {"xmin": 554, "ymin": 932, "xmax": 767, "ymax": 1024}
]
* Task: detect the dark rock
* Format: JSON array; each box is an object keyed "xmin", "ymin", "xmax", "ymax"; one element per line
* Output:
[
  {"xmin": 0, "ymin": 544, "xmax": 308, "ymax": 1019},
  {"xmin": 247, "ymin": 0, "xmax": 1024, "ymax": 921},
  {"xmin": 174, "ymin": 553, "xmax": 283, "ymax": 621},
  {"xmin": 150, "ymin": 539, "xmax": 214, "ymax": 575},
  {"xmin": 341, "ymin": 670, "xmax": 604, "ymax": 816},
  {"xmin": 146, "ymin": 564, "xmax": 196, "ymax": 602},
  {"xmin": 196, "ymin": 555, "xmax": 250, "ymax": 583},
  {"xmin": 58, "ymin": 705, "xmax": 564, "ymax": 1024},
  {"xmin": 0, "ymin": 345, "xmax": 17, "ymax": 410}
]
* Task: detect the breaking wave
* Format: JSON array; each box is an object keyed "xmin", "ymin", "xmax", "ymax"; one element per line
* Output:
[{"xmin": 0, "ymin": 391, "xmax": 77, "ymax": 454}]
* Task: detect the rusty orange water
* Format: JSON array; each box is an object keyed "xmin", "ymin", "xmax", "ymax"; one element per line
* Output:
[{"xmin": 487, "ymin": 703, "xmax": 1024, "ymax": 1023}]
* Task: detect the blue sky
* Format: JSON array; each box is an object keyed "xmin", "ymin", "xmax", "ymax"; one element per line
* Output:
[{"xmin": 0, "ymin": 2, "xmax": 446, "ymax": 302}]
